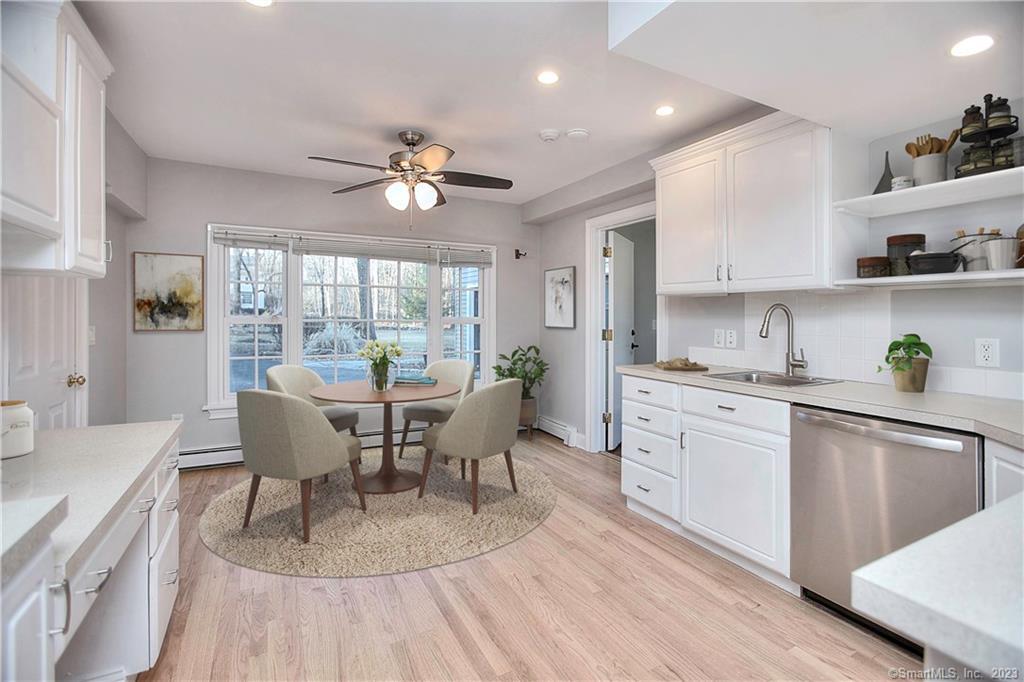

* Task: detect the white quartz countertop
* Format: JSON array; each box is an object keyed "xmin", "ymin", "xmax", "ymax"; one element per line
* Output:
[
  {"xmin": 1, "ymin": 495, "xmax": 67, "ymax": 587},
  {"xmin": 0, "ymin": 422, "xmax": 182, "ymax": 578},
  {"xmin": 852, "ymin": 494, "xmax": 1024, "ymax": 672},
  {"xmin": 618, "ymin": 364, "xmax": 1024, "ymax": 448}
]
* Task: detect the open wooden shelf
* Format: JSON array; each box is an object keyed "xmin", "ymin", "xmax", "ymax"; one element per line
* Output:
[
  {"xmin": 834, "ymin": 268, "xmax": 1024, "ymax": 290},
  {"xmin": 833, "ymin": 166, "xmax": 1024, "ymax": 218}
]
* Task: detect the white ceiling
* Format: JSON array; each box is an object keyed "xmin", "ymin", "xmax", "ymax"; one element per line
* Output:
[
  {"xmin": 78, "ymin": 1, "xmax": 755, "ymax": 204},
  {"xmin": 612, "ymin": 2, "xmax": 1024, "ymax": 140}
]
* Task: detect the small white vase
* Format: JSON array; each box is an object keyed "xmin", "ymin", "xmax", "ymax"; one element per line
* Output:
[
  {"xmin": 912, "ymin": 153, "xmax": 947, "ymax": 186},
  {"xmin": 2, "ymin": 400, "xmax": 34, "ymax": 459}
]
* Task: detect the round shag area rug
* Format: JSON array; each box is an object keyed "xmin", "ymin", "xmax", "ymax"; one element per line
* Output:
[{"xmin": 198, "ymin": 445, "xmax": 557, "ymax": 577}]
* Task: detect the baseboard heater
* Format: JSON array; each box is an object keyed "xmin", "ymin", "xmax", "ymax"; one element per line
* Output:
[{"xmin": 179, "ymin": 427, "xmax": 426, "ymax": 470}]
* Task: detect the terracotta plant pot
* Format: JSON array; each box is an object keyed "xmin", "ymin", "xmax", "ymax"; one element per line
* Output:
[{"xmin": 893, "ymin": 358, "xmax": 929, "ymax": 393}]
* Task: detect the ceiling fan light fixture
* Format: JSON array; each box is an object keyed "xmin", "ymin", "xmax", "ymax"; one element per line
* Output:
[
  {"xmin": 385, "ymin": 182, "xmax": 410, "ymax": 211},
  {"xmin": 414, "ymin": 181, "xmax": 438, "ymax": 210}
]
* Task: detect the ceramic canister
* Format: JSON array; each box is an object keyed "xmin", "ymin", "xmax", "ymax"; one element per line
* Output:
[
  {"xmin": 982, "ymin": 237, "xmax": 1023, "ymax": 270},
  {"xmin": 1, "ymin": 400, "xmax": 34, "ymax": 459},
  {"xmin": 912, "ymin": 153, "xmax": 948, "ymax": 186},
  {"xmin": 950, "ymin": 235, "xmax": 988, "ymax": 271}
]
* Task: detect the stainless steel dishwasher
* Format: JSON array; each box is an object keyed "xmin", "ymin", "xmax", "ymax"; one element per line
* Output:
[{"xmin": 791, "ymin": 405, "xmax": 981, "ymax": 633}]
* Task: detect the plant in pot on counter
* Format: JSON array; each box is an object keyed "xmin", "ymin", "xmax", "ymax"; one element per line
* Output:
[
  {"xmin": 493, "ymin": 345, "xmax": 549, "ymax": 439},
  {"xmin": 878, "ymin": 333, "xmax": 933, "ymax": 393}
]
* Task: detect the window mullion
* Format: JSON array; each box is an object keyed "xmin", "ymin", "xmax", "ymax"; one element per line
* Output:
[{"xmin": 427, "ymin": 262, "xmax": 442, "ymax": 365}]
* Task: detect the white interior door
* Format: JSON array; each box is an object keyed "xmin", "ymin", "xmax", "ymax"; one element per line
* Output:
[
  {"xmin": 607, "ymin": 232, "xmax": 635, "ymax": 451},
  {"xmin": 2, "ymin": 275, "xmax": 88, "ymax": 429}
]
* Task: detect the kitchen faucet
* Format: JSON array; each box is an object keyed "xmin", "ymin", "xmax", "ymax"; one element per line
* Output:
[{"xmin": 759, "ymin": 303, "xmax": 808, "ymax": 377}]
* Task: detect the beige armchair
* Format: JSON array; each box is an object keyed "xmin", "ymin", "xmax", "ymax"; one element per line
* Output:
[
  {"xmin": 266, "ymin": 364, "xmax": 359, "ymax": 436},
  {"xmin": 398, "ymin": 359, "xmax": 474, "ymax": 459},
  {"xmin": 237, "ymin": 390, "xmax": 366, "ymax": 543},
  {"xmin": 417, "ymin": 379, "xmax": 522, "ymax": 514}
]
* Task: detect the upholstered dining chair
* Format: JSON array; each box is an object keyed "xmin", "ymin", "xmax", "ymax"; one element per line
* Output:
[
  {"xmin": 417, "ymin": 378, "xmax": 523, "ymax": 514},
  {"xmin": 398, "ymin": 359, "xmax": 474, "ymax": 460},
  {"xmin": 266, "ymin": 364, "xmax": 359, "ymax": 436},
  {"xmin": 237, "ymin": 389, "xmax": 366, "ymax": 543}
]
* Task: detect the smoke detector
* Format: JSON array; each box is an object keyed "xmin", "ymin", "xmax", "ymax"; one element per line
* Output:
[
  {"xmin": 566, "ymin": 128, "xmax": 590, "ymax": 141},
  {"xmin": 538, "ymin": 129, "xmax": 560, "ymax": 143}
]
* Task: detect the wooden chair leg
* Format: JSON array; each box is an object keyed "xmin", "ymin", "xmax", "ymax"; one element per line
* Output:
[
  {"xmin": 470, "ymin": 460, "xmax": 479, "ymax": 514},
  {"xmin": 243, "ymin": 474, "xmax": 261, "ymax": 528},
  {"xmin": 504, "ymin": 450, "xmax": 518, "ymax": 493},
  {"xmin": 398, "ymin": 419, "xmax": 411, "ymax": 458},
  {"xmin": 528, "ymin": 425, "xmax": 534, "ymax": 441},
  {"xmin": 461, "ymin": 458, "xmax": 466, "ymax": 480},
  {"xmin": 350, "ymin": 460, "xmax": 367, "ymax": 512},
  {"xmin": 322, "ymin": 473, "xmax": 329, "ymax": 484},
  {"xmin": 300, "ymin": 479, "xmax": 312, "ymax": 543},
  {"xmin": 418, "ymin": 449, "xmax": 434, "ymax": 498}
]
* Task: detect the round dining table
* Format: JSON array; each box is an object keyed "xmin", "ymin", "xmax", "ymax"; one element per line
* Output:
[{"xmin": 309, "ymin": 380, "xmax": 460, "ymax": 494}]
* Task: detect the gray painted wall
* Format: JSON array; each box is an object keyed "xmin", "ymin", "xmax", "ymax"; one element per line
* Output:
[
  {"xmin": 88, "ymin": 210, "xmax": 129, "ymax": 425},
  {"xmin": 612, "ymin": 219, "xmax": 656, "ymax": 364},
  {"xmin": 105, "ymin": 110, "xmax": 148, "ymax": 219},
  {"xmin": 119, "ymin": 158, "xmax": 540, "ymax": 450}
]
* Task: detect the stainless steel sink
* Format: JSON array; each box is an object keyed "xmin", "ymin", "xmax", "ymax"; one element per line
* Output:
[{"xmin": 708, "ymin": 371, "xmax": 841, "ymax": 388}]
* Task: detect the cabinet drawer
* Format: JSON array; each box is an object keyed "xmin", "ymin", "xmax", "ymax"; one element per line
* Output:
[
  {"xmin": 65, "ymin": 473, "xmax": 156, "ymax": 644},
  {"xmin": 622, "ymin": 426, "xmax": 678, "ymax": 478},
  {"xmin": 682, "ymin": 386, "xmax": 789, "ymax": 436},
  {"xmin": 149, "ymin": 513, "xmax": 179, "ymax": 667},
  {"xmin": 621, "ymin": 459, "xmax": 678, "ymax": 519},
  {"xmin": 621, "ymin": 400, "xmax": 677, "ymax": 438},
  {"xmin": 621, "ymin": 375, "xmax": 678, "ymax": 409},
  {"xmin": 149, "ymin": 470, "xmax": 179, "ymax": 558},
  {"xmin": 156, "ymin": 441, "xmax": 180, "ymax": 494}
]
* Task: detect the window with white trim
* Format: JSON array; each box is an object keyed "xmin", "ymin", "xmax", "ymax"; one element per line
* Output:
[{"xmin": 204, "ymin": 226, "xmax": 495, "ymax": 417}]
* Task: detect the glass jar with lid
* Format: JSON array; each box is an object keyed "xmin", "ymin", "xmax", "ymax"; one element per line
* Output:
[
  {"xmin": 968, "ymin": 143, "xmax": 993, "ymax": 168},
  {"xmin": 887, "ymin": 234, "xmax": 926, "ymax": 277},
  {"xmin": 993, "ymin": 138, "xmax": 1014, "ymax": 168},
  {"xmin": 988, "ymin": 97, "xmax": 1012, "ymax": 128},
  {"xmin": 962, "ymin": 105, "xmax": 984, "ymax": 136}
]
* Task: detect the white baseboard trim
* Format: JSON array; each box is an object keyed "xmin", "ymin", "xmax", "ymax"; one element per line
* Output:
[
  {"xmin": 625, "ymin": 497, "xmax": 801, "ymax": 597},
  {"xmin": 179, "ymin": 430, "xmax": 426, "ymax": 469},
  {"xmin": 536, "ymin": 415, "xmax": 585, "ymax": 449}
]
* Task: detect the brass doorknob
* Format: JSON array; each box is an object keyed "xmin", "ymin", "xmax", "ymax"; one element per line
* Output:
[{"xmin": 66, "ymin": 374, "xmax": 87, "ymax": 387}]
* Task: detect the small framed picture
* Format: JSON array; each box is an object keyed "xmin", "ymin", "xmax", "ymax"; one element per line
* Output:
[
  {"xmin": 133, "ymin": 252, "xmax": 205, "ymax": 332},
  {"xmin": 544, "ymin": 266, "xmax": 575, "ymax": 329}
]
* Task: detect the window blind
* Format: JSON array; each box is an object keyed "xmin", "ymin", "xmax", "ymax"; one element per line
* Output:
[
  {"xmin": 293, "ymin": 236, "xmax": 493, "ymax": 268},
  {"xmin": 210, "ymin": 228, "xmax": 291, "ymax": 251}
]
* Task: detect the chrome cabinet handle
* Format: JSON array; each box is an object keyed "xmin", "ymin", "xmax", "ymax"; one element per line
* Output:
[
  {"xmin": 636, "ymin": 447, "xmax": 651, "ymax": 454},
  {"xmin": 103, "ymin": 240, "xmax": 113, "ymax": 263},
  {"xmin": 795, "ymin": 411, "xmax": 965, "ymax": 453},
  {"xmin": 636, "ymin": 389, "xmax": 652, "ymax": 395},
  {"xmin": 636, "ymin": 484, "xmax": 651, "ymax": 493},
  {"xmin": 636, "ymin": 416, "xmax": 651, "ymax": 422},
  {"xmin": 679, "ymin": 432, "xmax": 686, "ymax": 449},
  {"xmin": 162, "ymin": 569, "xmax": 179, "ymax": 586},
  {"xmin": 48, "ymin": 579, "xmax": 71, "ymax": 635},
  {"xmin": 165, "ymin": 458, "xmax": 180, "ymax": 470},
  {"xmin": 716, "ymin": 404, "xmax": 736, "ymax": 412},
  {"xmin": 727, "ymin": 264, "xmax": 733, "ymax": 280},
  {"xmin": 79, "ymin": 566, "xmax": 113, "ymax": 595},
  {"xmin": 716, "ymin": 265, "xmax": 722, "ymax": 281},
  {"xmin": 163, "ymin": 499, "xmax": 179, "ymax": 512},
  {"xmin": 135, "ymin": 497, "xmax": 157, "ymax": 513}
]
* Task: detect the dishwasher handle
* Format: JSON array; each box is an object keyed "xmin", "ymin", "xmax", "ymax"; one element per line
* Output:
[{"xmin": 795, "ymin": 411, "xmax": 965, "ymax": 453}]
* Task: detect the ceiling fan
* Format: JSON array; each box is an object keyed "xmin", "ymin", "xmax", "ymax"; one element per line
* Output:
[{"xmin": 309, "ymin": 130, "xmax": 513, "ymax": 211}]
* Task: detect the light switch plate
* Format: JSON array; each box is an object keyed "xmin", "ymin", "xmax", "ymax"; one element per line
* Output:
[
  {"xmin": 975, "ymin": 338, "xmax": 999, "ymax": 367},
  {"xmin": 88, "ymin": 325, "xmax": 96, "ymax": 346},
  {"xmin": 726, "ymin": 329, "xmax": 737, "ymax": 348},
  {"xmin": 713, "ymin": 329, "xmax": 725, "ymax": 348},
  {"xmin": 171, "ymin": 413, "xmax": 184, "ymax": 421}
]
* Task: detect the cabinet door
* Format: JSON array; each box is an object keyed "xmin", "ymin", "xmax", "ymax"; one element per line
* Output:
[
  {"xmin": 726, "ymin": 121, "xmax": 829, "ymax": 291},
  {"xmin": 63, "ymin": 32, "xmax": 106, "ymax": 277},
  {"xmin": 680, "ymin": 415, "xmax": 790, "ymax": 576},
  {"xmin": 149, "ymin": 513, "xmax": 179, "ymax": 666},
  {"xmin": 2, "ymin": 543, "xmax": 55, "ymax": 682},
  {"xmin": 655, "ymin": 150, "xmax": 727, "ymax": 295},
  {"xmin": 985, "ymin": 441, "xmax": 1024, "ymax": 507}
]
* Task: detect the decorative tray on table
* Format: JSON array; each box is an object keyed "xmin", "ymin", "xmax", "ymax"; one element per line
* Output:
[{"xmin": 654, "ymin": 357, "xmax": 708, "ymax": 372}]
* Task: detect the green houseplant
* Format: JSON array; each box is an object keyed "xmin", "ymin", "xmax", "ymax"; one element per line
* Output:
[
  {"xmin": 878, "ymin": 333, "xmax": 933, "ymax": 393},
  {"xmin": 493, "ymin": 345, "xmax": 549, "ymax": 438}
]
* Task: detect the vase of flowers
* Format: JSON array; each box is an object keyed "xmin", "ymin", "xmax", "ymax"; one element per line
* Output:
[{"xmin": 358, "ymin": 340, "xmax": 403, "ymax": 391}]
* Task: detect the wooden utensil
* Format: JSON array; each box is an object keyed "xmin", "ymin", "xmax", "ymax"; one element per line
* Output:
[
  {"xmin": 905, "ymin": 142, "xmax": 919, "ymax": 158},
  {"xmin": 931, "ymin": 137, "xmax": 944, "ymax": 154},
  {"xmin": 941, "ymin": 128, "xmax": 960, "ymax": 154}
]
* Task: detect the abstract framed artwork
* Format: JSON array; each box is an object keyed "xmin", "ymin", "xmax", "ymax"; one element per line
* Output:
[
  {"xmin": 544, "ymin": 265, "xmax": 575, "ymax": 329},
  {"xmin": 133, "ymin": 252, "xmax": 205, "ymax": 331}
]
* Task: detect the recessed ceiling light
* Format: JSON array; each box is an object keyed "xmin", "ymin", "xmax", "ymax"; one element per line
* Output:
[
  {"xmin": 951, "ymin": 35, "xmax": 994, "ymax": 57},
  {"xmin": 537, "ymin": 71, "xmax": 559, "ymax": 85},
  {"xmin": 655, "ymin": 105, "xmax": 675, "ymax": 117},
  {"xmin": 246, "ymin": 0, "xmax": 273, "ymax": 7}
]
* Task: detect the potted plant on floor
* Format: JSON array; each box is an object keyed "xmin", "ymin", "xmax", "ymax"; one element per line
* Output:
[
  {"xmin": 878, "ymin": 333, "xmax": 933, "ymax": 393},
  {"xmin": 493, "ymin": 345, "xmax": 549, "ymax": 439}
]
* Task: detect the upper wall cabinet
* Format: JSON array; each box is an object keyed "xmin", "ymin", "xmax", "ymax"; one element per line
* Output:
[
  {"xmin": 1, "ymin": 2, "xmax": 112, "ymax": 277},
  {"xmin": 651, "ymin": 113, "xmax": 858, "ymax": 295}
]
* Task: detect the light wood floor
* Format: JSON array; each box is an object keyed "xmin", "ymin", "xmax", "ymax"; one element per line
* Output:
[{"xmin": 142, "ymin": 433, "xmax": 919, "ymax": 681}]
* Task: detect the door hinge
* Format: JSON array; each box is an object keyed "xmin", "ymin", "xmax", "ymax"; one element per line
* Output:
[
  {"xmin": 601, "ymin": 328, "xmax": 613, "ymax": 341},
  {"xmin": 602, "ymin": 412, "xmax": 612, "ymax": 424},
  {"xmin": 602, "ymin": 245, "xmax": 613, "ymax": 257}
]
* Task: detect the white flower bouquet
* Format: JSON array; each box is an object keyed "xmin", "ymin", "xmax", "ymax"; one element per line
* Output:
[{"xmin": 358, "ymin": 339, "xmax": 403, "ymax": 391}]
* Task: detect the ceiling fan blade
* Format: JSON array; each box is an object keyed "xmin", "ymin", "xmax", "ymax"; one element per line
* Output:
[
  {"xmin": 437, "ymin": 171, "xmax": 513, "ymax": 190},
  {"xmin": 410, "ymin": 144, "xmax": 454, "ymax": 172},
  {"xmin": 309, "ymin": 155, "xmax": 389, "ymax": 172},
  {"xmin": 421, "ymin": 180, "xmax": 446, "ymax": 207},
  {"xmin": 331, "ymin": 177, "xmax": 398, "ymax": 194}
]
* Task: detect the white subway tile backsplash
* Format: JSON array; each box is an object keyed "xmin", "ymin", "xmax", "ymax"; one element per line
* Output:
[
  {"xmin": 840, "ymin": 336, "xmax": 863, "ymax": 360},
  {"xmin": 984, "ymin": 370, "xmax": 1024, "ymax": 401},
  {"xmin": 945, "ymin": 367, "xmax": 986, "ymax": 396},
  {"xmin": 840, "ymin": 358, "xmax": 864, "ymax": 382}
]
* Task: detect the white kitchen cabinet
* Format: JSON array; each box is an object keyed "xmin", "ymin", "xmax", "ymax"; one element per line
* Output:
[
  {"xmin": 655, "ymin": 149, "xmax": 726, "ymax": 295},
  {"xmin": 650, "ymin": 112, "xmax": 835, "ymax": 295},
  {"xmin": 985, "ymin": 440, "xmax": 1024, "ymax": 507},
  {"xmin": 680, "ymin": 413, "xmax": 790, "ymax": 577},
  {"xmin": 1, "ymin": 542, "xmax": 57, "ymax": 682}
]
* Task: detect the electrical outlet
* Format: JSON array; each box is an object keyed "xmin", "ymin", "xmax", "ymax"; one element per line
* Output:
[
  {"xmin": 725, "ymin": 329, "xmax": 737, "ymax": 348},
  {"xmin": 975, "ymin": 338, "xmax": 1000, "ymax": 367},
  {"xmin": 171, "ymin": 413, "xmax": 184, "ymax": 421},
  {"xmin": 713, "ymin": 329, "xmax": 725, "ymax": 348}
]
